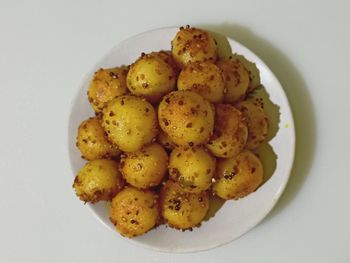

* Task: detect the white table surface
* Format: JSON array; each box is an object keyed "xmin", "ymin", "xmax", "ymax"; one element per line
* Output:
[{"xmin": 1, "ymin": 0, "xmax": 349, "ymax": 262}]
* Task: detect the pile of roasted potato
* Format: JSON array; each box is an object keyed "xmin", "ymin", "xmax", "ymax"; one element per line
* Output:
[{"xmin": 73, "ymin": 26, "xmax": 269, "ymax": 238}]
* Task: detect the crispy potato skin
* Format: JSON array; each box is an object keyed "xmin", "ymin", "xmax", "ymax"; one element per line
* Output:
[
  {"xmin": 76, "ymin": 117, "xmax": 119, "ymax": 161},
  {"xmin": 150, "ymin": 50, "xmax": 180, "ymax": 75},
  {"xmin": 216, "ymin": 58, "xmax": 250, "ymax": 103},
  {"xmin": 127, "ymin": 52, "xmax": 177, "ymax": 103},
  {"xmin": 119, "ymin": 143, "xmax": 168, "ymax": 189},
  {"xmin": 73, "ymin": 159, "xmax": 124, "ymax": 203},
  {"xmin": 88, "ymin": 67, "xmax": 128, "ymax": 113},
  {"xmin": 160, "ymin": 180, "xmax": 209, "ymax": 230},
  {"xmin": 177, "ymin": 61, "xmax": 225, "ymax": 103},
  {"xmin": 236, "ymin": 100, "xmax": 269, "ymax": 149},
  {"xmin": 109, "ymin": 187, "xmax": 159, "ymax": 238},
  {"xmin": 157, "ymin": 130, "xmax": 176, "ymax": 151},
  {"xmin": 158, "ymin": 91, "xmax": 214, "ymax": 147},
  {"xmin": 102, "ymin": 95, "xmax": 158, "ymax": 152},
  {"xmin": 207, "ymin": 104, "xmax": 248, "ymax": 158},
  {"xmin": 172, "ymin": 27, "xmax": 218, "ymax": 68},
  {"xmin": 169, "ymin": 146, "xmax": 216, "ymax": 193},
  {"xmin": 230, "ymin": 53, "xmax": 261, "ymax": 92},
  {"xmin": 213, "ymin": 150, "xmax": 263, "ymax": 200}
]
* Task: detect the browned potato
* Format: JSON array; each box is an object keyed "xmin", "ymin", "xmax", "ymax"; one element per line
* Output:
[
  {"xmin": 177, "ymin": 61, "xmax": 225, "ymax": 103},
  {"xmin": 119, "ymin": 143, "xmax": 168, "ymax": 189},
  {"xmin": 73, "ymin": 159, "xmax": 124, "ymax": 203},
  {"xmin": 169, "ymin": 146, "xmax": 216, "ymax": 193},
  {"xmin": 76, "ymin": 117, "xmax": 119, "ymax": 160},
  {"xmin": 88, "ymin": 67, "xmax": 128, "ymax": 113},
  {"xmin": 172, "ymin": 26, "xmax": 218, "ymax": 68},
  {"xmin": 150, "ymin": 50, "xmax": 180, "ymax": 75},
  {"xmin": 216, "ymin": 58, "xmax": 250, "ymax": 103},
  {"xmin": 109, "ymin": 187, "xmax": 159, "ymax": 237},
  {"xmin": 230, "ymin": 53, "xmax": 261, "ymax": 92},
  {"xmin": 157, "ymin": 130, "xmax": 176, "ymax": 151},
  {"xmin": 207, "ymin": 104, "xmax": 248, "ymax": 158},
  {"xmin": 158, "ymin": 90, "xmax": 214, "ymax": 147},
  {"xmin": 236, "ymin": 100, "xmax": 269, "ymax": 149},
  {"xmin": 213, "ymin": 150, "xmax": 263, "ymax": 199},
  {"xmin": 127, "ymin": 52, "xmax": 177, "ymax": 103},
  {"xmin": 102, "ymin": 95, "xmax": 158, "ymax": 152},
  {"xmin": 160, "ymin": 180, "xmax": 209, "ymax": 230}
]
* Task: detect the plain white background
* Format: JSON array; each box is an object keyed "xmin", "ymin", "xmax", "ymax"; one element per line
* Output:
[{"xmin": 0, "ymin": 0, "xmax": 349, "ymax": 262}]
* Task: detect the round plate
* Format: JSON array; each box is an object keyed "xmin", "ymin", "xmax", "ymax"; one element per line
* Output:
[{"xmin": 68, "ymin": 27, "xmax": 295, "ymax": 253}]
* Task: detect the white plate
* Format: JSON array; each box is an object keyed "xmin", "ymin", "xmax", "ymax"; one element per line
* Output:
[{"xmin": 68, "ymin": 27, "xmax": 295, "ymax": 253}]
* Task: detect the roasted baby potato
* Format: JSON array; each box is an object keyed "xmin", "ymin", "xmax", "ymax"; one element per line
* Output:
[
  {"xmin": 88, "ymin": 67, "xmax": 128, "ymax": 113},
  {"xmin": 207, "ymin": 104, "xmax": 248, "ymax": 158},
  {"xmin": 157, "ymin": 130, "xmax": 176, "ymax": 151},
  {"xmin": 169, "ymin": 146, "xmax": 216, "ymax": 193},
  {"xmin": 236, "ymin": 99, "xmax": 269, "ymax": 149},
  {"xmin": 177, "ymin": 61, "xmax": 225, "ymax": 103},
  {"xmin": 119, "ymin": 143, "xmax": 168, "ymax": 189},
  {"xmin": 230, "ymin": 53, "xmax": 261, "ymax": 92},
  {"xmin": 102, "ymin": 95, "xmax": 158, "ymax": 152},
  {"xmin": 213, "ymin": 150, "xmax": 263, "ymax": 199},
  {"xmin": 158, "ymin": 90, "xmax": 214, "ymax": 147},
  {"xmin": 76, "ymin": 117, "xmax": 119, "ymax": 160},
  {"xmin": 109, "ymin": 187, "xmax": 159, "ymax": 237},
  {"xmin": 150, "ymin": 50, "xmax": 180, "ymax": 75},
  {"xmin": 160, "ymin": 180, "xmax": 209, "ymax": 230},
  {"xmin": 216, "ymin": 58, "xmax": 250, "ymax": 103},
  {"xmin": 172, "ymin": 26, "xmax": 218, "ymax": 68},
  {"xmin": 73, "ymin": 159, "xmax": 124, "ymax": 203},
  {"xmin": 127, "ymin": 52, "xmax": 177, "ymax": 103}
]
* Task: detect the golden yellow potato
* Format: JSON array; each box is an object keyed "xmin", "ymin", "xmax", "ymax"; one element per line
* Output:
[
  {"xmin": 73, "ymin": 159, "xmax": 124, "ymax": 203},
  {"xmin": 172, "ymin": 26, "xmax": 218, "ymax": 68},
  {"xmin": 177, "ymin": 61, "xmax": 225, "ymax": 103},
  {"xmin": 119, "ymin": 143, "xmax": 168, "ymax": 189},
  {"xmin": 102, "ymin": 95, "xmax": 158, "ymax": 152},
  {"xmin": 76, "ymin": 117, "xmax": 119, "ymax": 161},
  {"xmin": 236, "ymin": 100, "xmax": 269, "ymax": 149},
  {"xmin": 216, "ymin": 58, "xmax": 250, "ymax": 103},
  {"xmin": 88, "ymin": 67, "xmax": 128, "ymax": 113},
  {"xmin": 169, "ymin": 146, "xmax": 216, "ymax": 193},
  {"xmin": 126, "ymin": 52, "xmax": 177, "ymax": 103},
  {"xmin": 157, "ymin": 130, "xmax": 176, "ymax": 151},
  {"xmin": 230, "ymin": 53, "xmax": 261, "ymax": 92},
  {"xmin": 160, "ymin": 180, "xmax": 209, "ymax": 230},
  {"xmin": 207, "ymin": 104, "xmax": 248, "ymax": 158},
  {"xmin": 158, "ymin": 91, "xmax": 214, "ymax": 147},
  {"xmin": 109, "ymin": 187, "xmax": 159, "ymax": 238},
  {"xmin": 150, "ymin": 50, "xmax": 180, "ymax": 75},
  {"xmin": 213, "ymin": 150, "xmax": 263, "ymax": 199}
]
